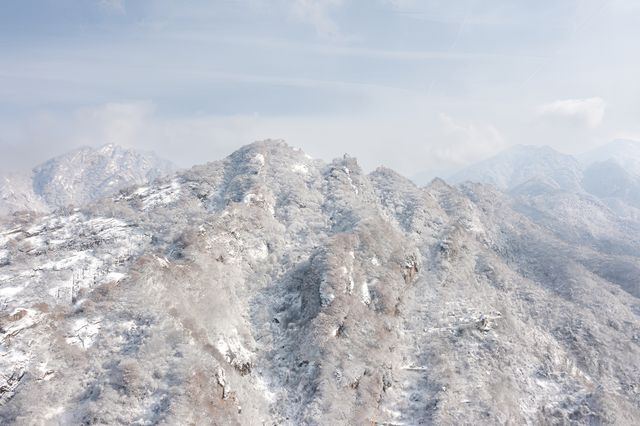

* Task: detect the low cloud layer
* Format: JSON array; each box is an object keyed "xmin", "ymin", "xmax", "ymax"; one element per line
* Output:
[
  {"xmin": 1, "ymin": 1, "xmax": 640, "ymax": 180},
  {"xmin": 0, "ymin": 101, "xmax": 510, "ymax": 182},
  {"xmin": 539, "ymin": 97, "xmax": 606, "ymax": 129}
]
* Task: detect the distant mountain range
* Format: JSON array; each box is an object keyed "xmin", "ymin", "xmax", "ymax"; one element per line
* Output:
[
  {"xmin": 0, "ymin": 144, "xmax": 175, "ymax": 216},
  {"xmin": 578, "ymin": 139, "xmax": 640, "ymax": 176},
  {"xmin": 450, "ymin": 144, "xmax": 583, "ymax": 192},
  {"xmin": 450, "ymin": 140, "xmax": 640, "ymax": 217}
]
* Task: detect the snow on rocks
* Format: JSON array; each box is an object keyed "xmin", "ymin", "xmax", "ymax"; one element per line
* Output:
[
  {"xmin": 246, "ymin": 241, "xmax": 269, "ymax": 261},
  {"xmin": 36, "ymin": 361, "xmax": 55, "ymax": 382},
  {"xmin": 47, "ymin": 285, "xmax": 73, "ymax": 304},
  {"xmin": 1, "ymin": 308, "xmax": 41, "ymax": 343},
  {"xmin": 142, "ymin": 179, "xmax": 182, "ymax": 210},
  {"xmin": 104, "ymin": 271, "xmax": 126, "ymax": 283},
  {"xmin": 0, "ymin": 362, "xmax": 26, "ymax": 405},
  {"xmin": 343, "ymin": 167, "xmax": 359, "ymax": 194},
  {"xmin": 121, "ymin": 178, "xmax": 182, "ymax": 210},
  {"xmin": 216, "ymin": 334, "xmax": 253, "ymax": 376},
  {"xmin": 1, "ymin": 212, "xmax": 148, "ymax": 307},
  {"xmin": 319, "ymin": 278, "xmax": 336, "ymax": 306},
  {"xmin": 216, "ymin": 367, "xmax": 229, "ymax": 399},
  {"xmin": 65, "ymin": 317, "xmax": 102, "ymax": 349},
  {"xmin": 0, "ymin": 286, "xmax": 23, "ymax": 298},
  {"xmin": 361, "ymin": 281, "xmax": 372, "ymax": 306},
  {"xmin": 251, "ymin": 153, "xmax": 265, "ymax": 167},
  {"xmin": 291, "ymin": 164, "xmax": 309, "ymax": 175}
]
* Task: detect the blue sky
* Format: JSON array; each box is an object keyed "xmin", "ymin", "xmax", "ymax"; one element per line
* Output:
[{"xmin": 1, "ymin": 0, "xmax": 639, "ymax": 179}]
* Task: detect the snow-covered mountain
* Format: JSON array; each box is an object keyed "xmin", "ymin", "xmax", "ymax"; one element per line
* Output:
[
  {"xmin": 449, "ymin": 145, "xmax": 583, "ymax": 192},
  {"xmin": 0, "ymin": 144, "xmax": 175, "ymax": 216},
  {"xmin": 578, "ymin": 140, "xmax": 640, "ymax": 215},
  {"xmin": 583, "ymin": 159, "xmax": 640, "ymax": 207},
  {"xmin": 0, "ymin": 173, "xmax": 48, "ymax": 216},
  {"xmin": 579, "ymin": 139, "xmax": 640, "ymax": 176},
  {"xmin": 1, "ymin": 140, "xmax": 639, "ymax": 424},
  {"xmin": 449, "ymin": 140, "xmax": 640, "ymax": 217}
]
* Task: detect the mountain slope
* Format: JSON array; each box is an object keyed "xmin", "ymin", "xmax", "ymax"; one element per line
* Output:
[
  {"xmin": 0, "ymin": 141, "xmax": 639, "ymax": 424},
  {"xmin": 0, "ymin": 144, "xmax": 175, "ymax": 216},
  {"xmin": 450, "ymin": 140, "xmax": 640, "ymax": 222},
  {"xmin": 579, "ymin": 139, "xmax": 640, "ymax": 176},
  {"xmin": 0, "ymin": 173, "xmax": 48, "ymax": 217},
  {"xmin": 32, "ymin": 144, "xmax": 176, "ymax": 208},
  {"xmin": 583, "ymin": 160, "xmax": 640, "ymax": 208},
  {"xmin": 579, "ymin": 140, "xmax": 640, "ymax": 217},
  {"xmin": 449, "ymin": 145, "xmax": 583, "ymax": 192}
]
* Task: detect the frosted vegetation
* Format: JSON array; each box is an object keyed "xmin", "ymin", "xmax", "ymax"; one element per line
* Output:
[
  {"xmin": 1, "ymin": 140, "xmax": 640, "ymax": 424},
  {"xmin": 0, "ymin": 144, "xmax": 175, "ymax": 217}
]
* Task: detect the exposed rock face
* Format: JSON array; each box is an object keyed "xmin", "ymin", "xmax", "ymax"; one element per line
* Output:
[
  {"xmin": 0, "ymin": 144, "xmax": 175, "ymax": 216},
  {"xmin": 0, "ymin": 140, "xmax": 639, "ymax": 424}
]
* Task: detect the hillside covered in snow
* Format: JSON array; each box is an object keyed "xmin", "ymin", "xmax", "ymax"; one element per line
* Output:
[
  {"xmin": 0, "ymin": 144, "xmax": 175, "ymax": 217},
  {"xmin": 1, "ymin": 140, "xmax": 639, "ymax": 424},
  {"xmin": 451, "ymin": 140, "xmax": 640, "ymax": 219},
  {"xmin": 450, "ymin": 144, "xmax": 584, "ymax": 193}
]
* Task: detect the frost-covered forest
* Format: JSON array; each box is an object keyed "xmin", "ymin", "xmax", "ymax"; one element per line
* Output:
[{"xmin": 1, "ymin": 140, "xmax": 640, "ymax": 424}]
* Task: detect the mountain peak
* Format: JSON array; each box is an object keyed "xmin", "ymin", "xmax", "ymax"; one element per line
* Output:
[
  {"xmin": 0, "ymin": 145, "xmax": 175, "ymax": 216},
  {"xmin": 579, "ymin": 139, "xmax": 640, "ymax": 175},
  {"xmin": 450, "ymin": 144, "xmax": 581, "ymax": 192},
  {"xmin": 96, "ymin": 143, "xmax": 123, "ymax": 156},
  {"xmin": 31, "ymin": 145, "xmax": 175, "ymax": 208},
  {"xmin": 229, "ymin": 139, "xmax": 312, "ymax": 163}
]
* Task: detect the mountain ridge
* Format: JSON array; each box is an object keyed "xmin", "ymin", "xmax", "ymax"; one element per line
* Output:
[
  {"xmin": 0, "ymin": 140, "xmax": 639, "ymax": 424},
  {"xmin": 450, "ymin": 141, "xmax": 640, "ymax": 217},
  {"xmin": 449, "ymin": 144, "xmax": 584, "ymax": 192}
]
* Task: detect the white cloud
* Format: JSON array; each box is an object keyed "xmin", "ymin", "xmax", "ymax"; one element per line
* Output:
[
  {"xmin": 0, "ymin": 102, "xmax": 154, "ymax": 170},
  {"xmin": 290, "ymin": 0, "xmax": 344, "ymax": 38},
  {"xmin": 539, "ymin": 97, "xmax": 606, "ymax": 128},
  {"xmin": 431, "ymin": 113, "xmax": 506, "ymax": 167},
  {"xmin": 73, "ymin": 102, "xmax": 154, "ymax": 146},
  {"xmin": 2, "ymin": 100, "xmax": 509, "ymax": 183},
  {"xmin": 98, "ymin": 0, "xmax": 126, "ymax": 14},
  {"xmin": 382, "ymin": 0, "xmax": 421, "ymax": 11}
]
